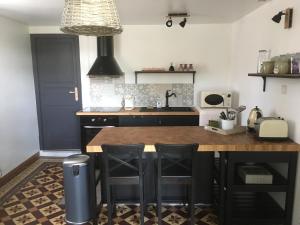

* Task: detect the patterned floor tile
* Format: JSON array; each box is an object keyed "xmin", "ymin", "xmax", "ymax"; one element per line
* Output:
[
  {"xmin": 12, "ymin": 213, "xmax": 36, "ymax": 225},
  {"xmin": 49, "ymin": 215, "xmax": 66, "ymax": 225},
  {"xmin": 30, "ymin": 196, "xmax": 51, "ymax": 207},
  {"xmin": 0, "ymin": 161, "xmax": 218, "ymax": 225},
  {"xmin": 163, "ymin": 212, "xmax": 186, "ymax": 225},
  {"xmin": 39, "ymin": 204, "xmax": 61, "ymax": 217},
  {"xmin": 199, "ymin": 213, "xmax": 218, "ymax": 225},
  {"xmin": 36, "ymin": 177, "xmax": 55, "ymax": 185},
  {"xmin": 5, "ymin": 204, "xmax": 27, "ymax": 216},
  {"xmin": 116, "ymin": 205, "xmax": 132, "ymax": 217},
  {"xmin": 20, "ymin": 182, "xmax": 35, "ymax": 191},
  {"xmin": 125, "ymin": 213, "xmax": 149, "ymax": 225},
  {"xmin": 44, "ymin": 183, "xmax": 63, "ymax": 192},
  {"xmin": 3, "ymin": 195, "xmax": 19, "ymax": 206},
  {"xmin": 22, "ymin": 189, "xmax": 43, "ymax": 199}
]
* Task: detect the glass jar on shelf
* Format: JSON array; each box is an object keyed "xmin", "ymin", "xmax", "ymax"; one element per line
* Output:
[{"xmin": 257, "ymin": 50, "xmax": 271, "ymax": 73}]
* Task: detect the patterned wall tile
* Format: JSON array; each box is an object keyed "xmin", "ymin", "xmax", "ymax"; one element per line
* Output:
[{"xmin": 89, "ymin": 80, "xmax": 194, "ymax": 107}]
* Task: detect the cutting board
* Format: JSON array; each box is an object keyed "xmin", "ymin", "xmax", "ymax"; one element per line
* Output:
[{"xmin": 204, "ymin": 125, "xmax": 247, "ymax": 135}]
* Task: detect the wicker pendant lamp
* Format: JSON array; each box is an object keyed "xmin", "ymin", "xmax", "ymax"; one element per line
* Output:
[{"xmin": 60, "ymin": 0, "xmax": 123, "ymax": 36}]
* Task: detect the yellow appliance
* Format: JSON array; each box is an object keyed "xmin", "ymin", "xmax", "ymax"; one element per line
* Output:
[{"xmin": 254, "ymin": 117, "xmax": 288, "ymax": 140}]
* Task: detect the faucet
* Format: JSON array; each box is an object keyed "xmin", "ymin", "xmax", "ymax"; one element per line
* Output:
[{"xmin": 165, "ymin": 90, "xmax": 176, "ymax": 107}]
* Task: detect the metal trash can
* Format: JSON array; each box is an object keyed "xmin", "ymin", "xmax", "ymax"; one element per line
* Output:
[{"xmin": 63, "ymin": 154, "xmax": 91, "ymax": 224}]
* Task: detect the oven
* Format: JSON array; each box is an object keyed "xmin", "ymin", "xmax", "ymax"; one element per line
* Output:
[{"xmin": 80, "ymin": 116, "xmax": 119, "ymax": 153}]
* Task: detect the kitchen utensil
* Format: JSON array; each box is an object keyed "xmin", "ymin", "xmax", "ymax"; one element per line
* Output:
[
  {"xmin": 233, "ymin": 105, "xmax": 246, "ymax": 113},
  {"xmin": 247, "ymin": 106, "xmax": 263, "ymax": 131},
  {"xmin": 220, "ymin": 111, "xmax": 227, "ymax": 120},
  {"xmin": 228, "ymin": 111, "xmax": 236, "ymax": 120}
]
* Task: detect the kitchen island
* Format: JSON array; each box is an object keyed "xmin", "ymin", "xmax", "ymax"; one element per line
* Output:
[
  {"xmin": 87, "ymin": 126, "xmax": 300, "ymax": 225},
  {"xmin": 86, "ymin": 126, "xmax": 299, "ymax": 152}
]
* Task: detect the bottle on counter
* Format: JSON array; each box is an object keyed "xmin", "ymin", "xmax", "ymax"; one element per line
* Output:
[
  {"xmin": 169, "ymin": 63, "xmax": 175, "ymax": 72},
  {"xmin": 156, "ymin": 97, "xmax": 162, "ymax": 108}
]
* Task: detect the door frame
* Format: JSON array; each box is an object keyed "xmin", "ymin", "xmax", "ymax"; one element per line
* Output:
[{"xmin": 31, "ymin": 34, "xmax": 82, "ymax": 150}]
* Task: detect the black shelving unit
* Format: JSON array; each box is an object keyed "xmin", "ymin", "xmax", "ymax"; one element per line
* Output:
[
  {"xmin": 214, "ymin": 152, "xmax": 298, "ymax": 225},
  {"xmin": 134, "ymin": 71, "xmax": 196, "ymax": 84},
  {"xmin": 248, "ymin": 73, "xmax": 300, "ymax": 92}
]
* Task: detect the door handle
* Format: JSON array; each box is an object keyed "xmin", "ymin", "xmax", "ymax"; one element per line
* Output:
[{"xmin": 69, "ymin": 87, "xmax": 79, "ymax": 102}]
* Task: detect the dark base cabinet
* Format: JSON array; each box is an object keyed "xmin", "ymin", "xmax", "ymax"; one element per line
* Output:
[
  {"xmin": 119, "ymin": 115, "xmax": 199, "ymax": 126},
  {"xmin": 214, "ymin": 152, "xmax": 298, "ymax": 225}
]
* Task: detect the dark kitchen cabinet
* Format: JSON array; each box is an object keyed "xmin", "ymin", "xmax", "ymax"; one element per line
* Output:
[
  {"xmin": 214, "ymin": 152, "xmax": 298, "ymax": 225},
  {"xmin": 119, "ymin": 115, "xmax": 157, "ymax": 126},
  {"xmin": 80, "ymin": 116, "xmax": 119, "ymax": 153},
  {"xmin": 119, "ymin": 115, "xmax": 199, "ymax": 126}
]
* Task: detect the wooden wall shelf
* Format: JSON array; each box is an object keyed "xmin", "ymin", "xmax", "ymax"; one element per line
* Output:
[
  {"xmin": 134, "ymin": 71, "xmax": 196, "ymax": 84},
  {"xmin": 248, "ymin": 73, "xmax": 300, "ymax": 92}
]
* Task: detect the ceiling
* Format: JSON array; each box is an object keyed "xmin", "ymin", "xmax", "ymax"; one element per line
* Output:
[{"xmin": 0, "ymin": 0, "xmax": 268, "ymax": 26}]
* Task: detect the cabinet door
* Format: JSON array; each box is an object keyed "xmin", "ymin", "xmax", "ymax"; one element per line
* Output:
[
  {"xmin": 159, "ymin": 115, "xmax": 199, "ymax": 126},
  {"xmin": 119, "ymin": 116, "xmax": 158, "ymax": 126}
]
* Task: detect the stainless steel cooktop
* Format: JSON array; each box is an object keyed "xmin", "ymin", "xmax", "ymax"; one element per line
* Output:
[{"xmin": 82, "ymin": 107, "xmax": 122, "ymax": 112}]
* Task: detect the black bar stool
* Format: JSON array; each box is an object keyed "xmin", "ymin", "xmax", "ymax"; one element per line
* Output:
[
  {"xmin": 155, "ymin": 143, "xmax": 199, "ymax": 225},
  {"xmin": 102, "ymin": 144, "xmax": 145, "ymax": 225}
]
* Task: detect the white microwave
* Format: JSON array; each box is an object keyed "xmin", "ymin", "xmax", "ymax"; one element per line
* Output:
[{"xmin": 200, "ymin": 91, "xmax": 232, "ymax": 108}]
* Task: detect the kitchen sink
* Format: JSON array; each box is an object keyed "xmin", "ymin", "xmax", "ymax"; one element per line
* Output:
[{"xmin": 139, "ymin": 107, "xmax": 194, "ymax": 112}]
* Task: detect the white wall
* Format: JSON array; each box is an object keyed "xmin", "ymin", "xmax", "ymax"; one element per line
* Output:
[
  {"xmin": 230, "ymin": 0, "xmax": 300, "ymax": 224},
  {"xmin": 0, "ymin": 16, "xmax": 39, "ymax": 176},
  {"xmin": 30, "ymin": 25, "xmax": 232, "ymax": 108}
]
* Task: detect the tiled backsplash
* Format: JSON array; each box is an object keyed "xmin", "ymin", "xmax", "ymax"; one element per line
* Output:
[{"xmin": 89, "ymin": 78, "xmax": 194, "ymax": 107}]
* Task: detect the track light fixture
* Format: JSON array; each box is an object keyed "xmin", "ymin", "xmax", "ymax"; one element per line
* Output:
[
  {"xmin": 179, "ymin": 18, "xmax": 187, "ymax": 28},
  {"xmin": 272, "ymin": 8, "xmax": 293, "ymax": 29},
  {"xmin": 166, "ymin": 17, "xmax": 172, "ymax": 27},
  {"xmin": 165, "ymin": 13, "xmax": 189, "ymax": 28},
  {"xmin": 272, "ymin": 11, "xmax": 284, "ymax": 23}
]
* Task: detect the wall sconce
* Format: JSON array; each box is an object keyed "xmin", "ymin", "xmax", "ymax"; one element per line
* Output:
[
  {"xmin": 165, "ymin": 13, "xmax": 189, "ymax": 28},
  {"xmin": 272, "ymin": 8, "xmax": 293, "ymax": 29}
]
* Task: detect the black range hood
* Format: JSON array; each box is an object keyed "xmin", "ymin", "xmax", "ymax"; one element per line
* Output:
[{"xmin": 87, "ymin": 36, "xmax": 123, "ymax": 76}]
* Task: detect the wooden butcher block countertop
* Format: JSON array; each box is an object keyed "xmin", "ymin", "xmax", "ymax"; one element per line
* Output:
[
  {"xmin": 86, "ymin": 126, "xmax": 300, "ymax": 153},
  {"xmin": 76, "ymin": 107, "xmax": 199, "ymax": 116}
]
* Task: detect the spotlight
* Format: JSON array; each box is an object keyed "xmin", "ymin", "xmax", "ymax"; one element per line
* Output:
[
  {"xmin": 165, "ymin": 13, "xmax": 189, "ymax": 28},
  {"xmin": 271, "ymin": 8, "xmax": 293, "ymax": 29},
  {"xmin": 166, "ymin": 17, "xmax": 172, "ymax": 27},
  {"xmin": 179, "ymin": 18, "xmax": 187, "ymax": 28},
  {"xmin": 272, "ymin": 11, "xmax": 284, "ymax": 23}
]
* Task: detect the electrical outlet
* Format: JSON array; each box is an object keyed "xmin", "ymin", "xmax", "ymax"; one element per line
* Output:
[{"xmin": 281, "ymin": 84, "xmax": 287, "ymax": 95}]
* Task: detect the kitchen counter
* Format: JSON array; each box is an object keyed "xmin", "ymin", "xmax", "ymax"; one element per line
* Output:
[
  {"xmin": 86, "ymin": 126, "xmax": 299, "ymax": 223},
  {"xmin": 76, "ymin": 107, "xmax": 199, "ymax": 116},
  {"xmin": 86, "ymin": 126, "xmax": 300, "ymax": 153}
]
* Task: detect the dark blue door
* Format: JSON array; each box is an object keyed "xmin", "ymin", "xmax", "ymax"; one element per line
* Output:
[{"xmin": 31, "ymin": 34, "xmax": 82, "ymax": 150}]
